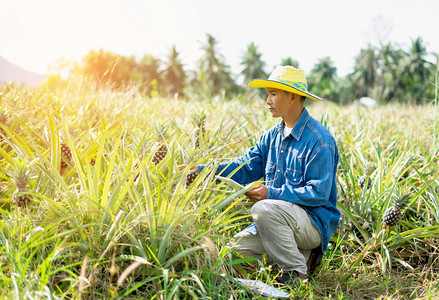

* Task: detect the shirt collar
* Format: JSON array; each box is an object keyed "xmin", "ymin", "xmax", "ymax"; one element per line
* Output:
[{"xmin": 277, "ymin": 108, "xmax": 310, "ymax": 141}]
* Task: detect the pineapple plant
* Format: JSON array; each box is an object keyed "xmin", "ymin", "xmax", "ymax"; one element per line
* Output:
[
  {"xmin": 383, "ymin": 193, "xmax": 412, "ymax": 227},
  {"xmin": 398, "ymin": 157, "xmax": 416, "ymax": 183},
  {"xmin": 151, "ymin": 123, "xmax": 169, "ymax": 165},
  {"xmin": 358, "ymin": 164, "xmax": 375, "ymax": 189},
  {"xmin": 11, "ymin": 159, "xmax": 32, "ymax": 208},
  {"xmin": 0, "ymin": 111, "xmax": 8, "ymax": 142},
  {"xmin": 190, "ymin": 109, "xmax": 206, "ymax": 149},
  {"xmin": 60, "ymin": 138, "xmax": 72, "ymax": 175},
  {"xmin": 90, "ymin": 152, "xmax": 108, "ymax": 166}
]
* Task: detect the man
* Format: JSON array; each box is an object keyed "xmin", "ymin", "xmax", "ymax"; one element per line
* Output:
[{"xmin": 188, "ymin": 66, "xmax": 340, "ymax": 285}]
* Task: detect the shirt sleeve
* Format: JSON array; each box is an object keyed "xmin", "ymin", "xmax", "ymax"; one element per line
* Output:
[
  {"xmin": 267, "ymin": 145, "xmax": 336, "ymax": 207},
  {"xmin": 197, "ymin": 136, "xmax": 267, "ymax": 185}
]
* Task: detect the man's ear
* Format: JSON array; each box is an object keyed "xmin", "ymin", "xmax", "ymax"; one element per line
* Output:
[{"xmin": 290, "ymin": 92, "xmax": 297, "ymax": 102}]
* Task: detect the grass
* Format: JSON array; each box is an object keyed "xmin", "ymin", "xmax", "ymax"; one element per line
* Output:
[{"xmin": 0, "ymin": 81, "xmax": 438, "ymax": 299}]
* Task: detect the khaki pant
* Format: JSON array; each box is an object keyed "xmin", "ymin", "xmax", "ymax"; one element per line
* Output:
[{"xmin": 230, "ymin": 199, "xmax": 321, "ymax": 274}]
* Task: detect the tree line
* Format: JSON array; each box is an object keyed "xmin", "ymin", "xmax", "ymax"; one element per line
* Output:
[{"xmin": 48, "ymin": 33, "xmax": 438, "ymax": 105}]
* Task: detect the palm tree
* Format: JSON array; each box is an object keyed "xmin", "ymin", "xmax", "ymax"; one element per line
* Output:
[
  {"xmin": 136, "ymin": 54, "xmax": 162, "ymax": 95},
  {"xmin": 308, "ymin": 57, "xmax": 337, "ymax": 101},
  {"xmin": 351, "ymin": 45, "xmax": 378, "ymax": 99},
  {"xmin": 406, "ymin": 37, "xmax": 430, "ymax": 81},
  {"xmin": 309, "ymin": 57, "xmax": 337, "ymax": 83},
  {"xmin": 280, "ymin": 57, "xmax": 299, "ymax": 68},
  {"xmin": 163, "ymin": 46, "xmax": 186, "ymax": 97},
  {"xmin": 376, "ymin": 42, "xmax": 404, "ymax": 102},
  {"xmin": 240, "ymin": 42, "xmax": 266, "ymax": 83},
  {"xmin": 197, "ymin": 33, "xmax": 235, "ymax": 98},
  {"xmin": 398, "ymin": 37, "xmax": 433, "ymax": 103}
]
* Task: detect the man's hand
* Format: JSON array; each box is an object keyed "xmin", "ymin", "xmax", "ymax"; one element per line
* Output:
[
  {"xmin": 178, "ymin": 164, "xmax": 187, "ymax": 171},
  {"xmin": 245, "ymin": 185, "xmax": 268, "ymax": 203}
]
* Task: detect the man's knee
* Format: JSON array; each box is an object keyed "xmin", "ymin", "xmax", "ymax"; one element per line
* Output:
[
  {"xmin": 251, "ymin": 200, "xmax": 281, "ymax": 228},
  {"xmin": 250, "ymin": 199, "xmax": 274, "ymax": 216},
  {"xmin": 250, "ymin": 200, "xmax": 264, "ymax": 215}
]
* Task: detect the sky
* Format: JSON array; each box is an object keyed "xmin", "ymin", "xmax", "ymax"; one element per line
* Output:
[{"xmin": 1, "ymin": 0, "xmax": 438, "ymax": 81}]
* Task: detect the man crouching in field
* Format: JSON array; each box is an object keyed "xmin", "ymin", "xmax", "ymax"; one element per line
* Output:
[{"xmin": 182, "ymin": 66, "xmax": 340, "ymax": 285}]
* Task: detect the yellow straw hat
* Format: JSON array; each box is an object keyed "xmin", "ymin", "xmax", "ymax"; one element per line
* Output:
[{"xmin": 247, "ymin": 65, "xmax": 323, "ymax": 101}]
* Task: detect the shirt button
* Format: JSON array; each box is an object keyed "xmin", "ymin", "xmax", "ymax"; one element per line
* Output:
[{"xmin": 277, "ymin": 170, "xmax": 281, "ymax": 172}]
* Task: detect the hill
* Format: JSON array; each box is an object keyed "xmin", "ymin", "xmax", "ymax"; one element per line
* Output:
[{"xmin": 0, "ymin": 56, "xmax": 46, "ymax": 87}]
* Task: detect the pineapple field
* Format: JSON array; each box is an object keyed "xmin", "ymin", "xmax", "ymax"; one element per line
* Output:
[{"xmin": 0, "ymin": 82, "xmax": 438, "ymax": 299}]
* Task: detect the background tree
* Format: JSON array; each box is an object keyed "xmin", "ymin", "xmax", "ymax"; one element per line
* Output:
[
  {"xmin": 280, "ymin": 57, "xmax": 300, "ymax": 68},
  {"xmin": 308, "ymin": 57, "xmax": 338, "ymax": 101},
  {"xmin": 197, "ymin": 33, "xmax": 236, "ymax": 98},
  {"xmin": 350, "ymin": 45, "xmax": 378, "ymax": 99},
  {"xmin": 68, "ymin": 34, "xmax": 436, "ymax": 104},
  {"xmin": 81, "ymin": 49, "xmax": 134, "ymax": 89},
  {"xmin": 134, "ymin": 55, "xmax": 162, "ymax": 96},
  {"xmin": 398, "ymin": 37, "xmax": 433, "ymax": 104},
  {"xmin": 240, "ymin": 42, "xmax": 266, "ymax": 82},
  {"xmin": 163, "ymin": 46, "xmax": 186, "ymax": 97},
  {"xmin": 374, "ymin": 42, "xmax": 404, "ymax": 102},
  {"xmin": 240, "ymin": 42, "xmax": 266, "ymax": 98}
]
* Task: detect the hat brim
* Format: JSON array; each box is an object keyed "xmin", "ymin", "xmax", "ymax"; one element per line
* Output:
[{"xmin": 247, "ymin": 79, "xmax": 324, "ymax": 101}]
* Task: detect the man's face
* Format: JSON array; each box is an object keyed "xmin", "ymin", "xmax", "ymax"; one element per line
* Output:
[{"xmin": 265, "ymin": 88, "xmax": 294, "ymax": 118}]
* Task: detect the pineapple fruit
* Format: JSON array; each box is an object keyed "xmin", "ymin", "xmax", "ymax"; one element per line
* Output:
[
  {"xmin": 383, "ymin": 193, "xmax": 411, "ymax": 227},
  {"xmin": 190, "ymin": 109, "xmax": 206, "ymax": 149},
  {"xmin": 151, "ymin": 123, "xmax": 169, "ymax": 165},
  {"xmin": 185, "ymin": 168, "xmax": 199, "ymax": 187},
  {"xmin": 11, "ymin": 159, "xmax": 32, "ymax": 208},
  {"xmin": 60, "ymin": 139, "xmax": 72, "ymax": 175}
]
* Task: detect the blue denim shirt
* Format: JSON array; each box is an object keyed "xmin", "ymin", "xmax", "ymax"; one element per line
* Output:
[{"xmin": 198, "ymin": 108, "xmax": 340, "ymax": 253}]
